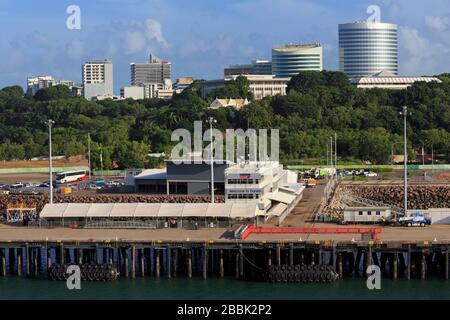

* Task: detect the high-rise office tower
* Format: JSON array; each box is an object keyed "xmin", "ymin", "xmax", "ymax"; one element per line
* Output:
[
  {"xmin": 339, "ymin": 21, "xmax": 398, "ymax": 78},
  {"xmin": 82, "ymin": 59, "xmax": 113, "ymax": 99},
  {"xmin": 272, "ymin": 44, "xmax": 323, "ymax": 77},
  {"xmin": 130, "ymin": 53, "xmax": 171, "ymax": 86}
]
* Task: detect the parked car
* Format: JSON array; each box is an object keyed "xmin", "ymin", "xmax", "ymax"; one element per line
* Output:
[
  {"xmin": 94, "ymin": 179, "xmax": 106, "ymax": 186},
  {"xmin": 364, "ymin": 171, "xmax": 378, "ymax": 177}
]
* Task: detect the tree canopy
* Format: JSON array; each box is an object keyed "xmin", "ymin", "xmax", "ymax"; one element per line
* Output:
[{"xmin": 0, "ymin": 71, "xmax": 448, "ymax": 167}]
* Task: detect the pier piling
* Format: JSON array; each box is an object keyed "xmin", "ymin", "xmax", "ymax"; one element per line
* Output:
[
  {"xmin": 406, "ymin": 245, "xmax": 411, "ymax": 280},
  {"xmin": 338, "ymin": 253, "xmax": 343, "ymax": 279},
  {"xmin": 140, "ymin": 248, "xmax": 145, "ymax": 277},
  {"xmin": 393, "ymin": 253, "xmax": 398, "ymax": 280},
  {"xmin": 445, "ymin": 250, "xmax": 449, "ymax": 280},
  {"xmin": 167, "ymin": 245, "xmax": 172, "ymax": 279},
  {"xmin": 421, "ymin": 252, "xmax": 426, "ymax": 280},
  {"xmin": 124, "ymin": 248, "xmax": 129, "ymax": 278},
  {"xmin": 202, "ymin": 245, "xmax": 207, "ymax": 280},
  {"xmin": 275, "ymin": 245, "xmax": 281, "ymax": 266},
  {"xmin": 17, "ymin": 248, "xmax": 22, "ymax": 277},
  {"xmin": 1, "ymin": 248, "xmax": 6, "ymax": 277},
  {"xmin": 156, "ymin": 250, "xmax": 160, "ymax": 278},
  {"xmin": 219, "ymin": 249, "xmax": 224, "ymax": 278},
  {"xmin": 131, "ymin": 245, "xmax": 136, "ymax": 279},
  {"xmin": 289, "ymin": 244, "xmax": 294, "ymax": 266},
  {"xmin": 25, "ymin": 244, "xmax": 30, "ymax": 277},
  {"xmin": 187, "ymin": 249, "xmax": 192, "ymax": 278}
]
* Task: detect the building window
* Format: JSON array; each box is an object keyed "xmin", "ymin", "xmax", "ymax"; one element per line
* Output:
[
  {"xmin": 358, "ymin": 211, "xmax": 363, "ymax": 215},
  {"xmin": 376, "ymin": 211, "xmax": 381, "ymax": 215},
  {"xmin": 367, "ymin": 211, "xmax": 372, "ymax": 216}
]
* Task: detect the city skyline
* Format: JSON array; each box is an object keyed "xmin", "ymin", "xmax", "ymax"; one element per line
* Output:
[{"xmin": 1, "ymin": 0, "xmax": 449, "ymax": 92}]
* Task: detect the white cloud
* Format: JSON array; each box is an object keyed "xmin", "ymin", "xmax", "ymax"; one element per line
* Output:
[
  {"xmin": 124, "ymin": 30, "xmax": 147, "ymax": 54},
  {"xmin": 425, "ymin": 15, "xmax": 449, "ymax": 31},
  {"xmin": 145, "ymin": 19, "xmax": 169, "ymax": 48},
  {"xmin": 399, "ymin": 26, "xmax": 449, "ymax": 75}
]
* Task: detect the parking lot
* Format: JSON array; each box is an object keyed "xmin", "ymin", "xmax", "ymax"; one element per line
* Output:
[{"xmin": 0, "ymin": 173, "xmax": 126, "ymax": 195}]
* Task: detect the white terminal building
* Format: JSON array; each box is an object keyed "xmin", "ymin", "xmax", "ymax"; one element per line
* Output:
[{"xmin": 39, "ymin": 161, "xmax": 304, "ymax": 227}]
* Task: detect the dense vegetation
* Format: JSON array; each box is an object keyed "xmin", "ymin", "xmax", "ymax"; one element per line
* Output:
[{"xmin": 0, "ymin": 72, "xmax": 449, "ymax": 169}]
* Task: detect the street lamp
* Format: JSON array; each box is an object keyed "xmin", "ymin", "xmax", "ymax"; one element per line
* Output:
[
  {"xmin": 48, "ymin": 119, "xmax": 55, "ymax": 204},
  {"xmin": 399, "ymin": 106, "xmax": 411, "ymax": 218},
  {"xmin": 206, "ymin": 117, "xmax": 217, "ymax": 204}
]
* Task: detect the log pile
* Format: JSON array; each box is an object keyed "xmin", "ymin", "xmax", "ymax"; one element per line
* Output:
[{"xmin": 0, "ymin": 194, "xmax": 225, "ymax": 213}]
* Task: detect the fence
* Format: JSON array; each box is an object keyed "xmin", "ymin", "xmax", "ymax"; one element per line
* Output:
[{"xmin": 315, "ymin": 175, "xmax": 339, "ymax": 222}]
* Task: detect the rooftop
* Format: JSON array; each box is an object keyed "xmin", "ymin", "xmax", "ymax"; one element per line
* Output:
[{"xmin": 273, "ymin": 44, "xmax": 322, "ymax": 51}]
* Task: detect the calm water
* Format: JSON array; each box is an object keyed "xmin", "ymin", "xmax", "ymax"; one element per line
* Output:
[{"xmin": 0, "ymin": 277, "xmax": 449, "ymax": 300}]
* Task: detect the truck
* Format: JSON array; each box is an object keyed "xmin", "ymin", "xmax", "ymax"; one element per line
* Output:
[{"xmin": 396, "ymin": 212, "xmax": 432, "ymax": 227}]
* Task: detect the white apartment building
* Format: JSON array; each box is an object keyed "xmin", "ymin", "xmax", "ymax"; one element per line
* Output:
[
  {"xmin": 27, "ymin": 76, "xmax": 76, "ymax": 96},
  {"xmin": 82, "ymin": 60, "xmax": 113, "ymax": 100}
]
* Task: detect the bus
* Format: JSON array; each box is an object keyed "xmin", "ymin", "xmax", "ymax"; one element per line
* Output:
[{"xmin": 55, "ymin": 171, "xmax": 87, "ymax": 184}]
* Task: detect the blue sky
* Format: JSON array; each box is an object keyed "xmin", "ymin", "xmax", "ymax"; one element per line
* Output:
[{"xmin": 1, "ymin": 0, "xmax": 449, "ymax": 93}]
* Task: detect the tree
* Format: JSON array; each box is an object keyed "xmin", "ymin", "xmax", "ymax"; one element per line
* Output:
[{"xmin": 34, "ymin": 85, "xmax": 73, "ymax": 101}]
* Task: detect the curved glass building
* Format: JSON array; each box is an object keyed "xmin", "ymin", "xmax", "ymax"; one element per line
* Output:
[
  {"xmin": 272, "ymin": 44, "xmax": 323, "ymax": 77},
  {"xmin": 339, "ymin": 22, "xmax": 398, "ymax": 78}
]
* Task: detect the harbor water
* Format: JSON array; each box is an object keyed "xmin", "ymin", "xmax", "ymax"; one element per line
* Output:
[{"xmin": 0, "ymin": 277, "xmax": 449, "ymax": 300}]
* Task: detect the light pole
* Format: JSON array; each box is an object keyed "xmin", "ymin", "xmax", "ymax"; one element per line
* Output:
[
  {"xmin": 431, "ymin": 144, "xmax": 434, "ymax": 171},
  {"xmin": 48, "ymin": 119, "xmax": 55, "ymax": 204},
  {"xmin": 400, "ymin": 106, "xmax": 410, "ymax": 218},
  {"xmin": 88, "ymin": 133, "xmax": 91, "ymax": 180},
  {"xmin": 334, "ymin": 133, "xmax": 337, "ymax": 171},
  {"xmin": 421, "ymin": 141, "xmax": 425, "ymax": 166},
  {"xmin": 206, "ymin": 117, "xmax": 217, "ymax": 204}
]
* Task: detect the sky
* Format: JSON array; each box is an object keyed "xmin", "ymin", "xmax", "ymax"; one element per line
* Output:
[{"xmin": 0, "ymin": 0, "xmax": 449, "ymax": 93}]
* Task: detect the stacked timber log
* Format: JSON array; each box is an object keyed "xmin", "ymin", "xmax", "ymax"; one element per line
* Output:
[{"xmin": 0, "ymin": 194, "xmax": 225, "ymax": 213}]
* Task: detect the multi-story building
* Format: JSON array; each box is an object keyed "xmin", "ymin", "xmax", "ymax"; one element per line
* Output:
[
  {"xmin": 174, "ymin": 77, "xmax": 194, "ymax": 93},
  {"xmin": 82, "ymin": 59, "xmax": 113, "ymax": 100},
  {"xmin": 225, "ymin": 161, "xmax": 300, "ymax": 211},
  {"xmin": 200, "ymin": 75, "xmax": 289, "ymax": 100},
  {"xmin": 224, "ymin": 59, "xmax": 272, "ymax": 77},
  {"xmin": 339, "ymin": 21, "xmax": 398, "ymax": 78},
  {"xmin": 27, "ymin": 76, "xmax": 76, "ymax": 96},
  {"xmin": 227, "ymin": 75, "xmax": 289, "ymax": 100},
  {"xmin": 120, "ymin": 86, "xmax": 145, "ymax": 100},
  {"xmin": 131, "ymin": 53, "xmax": 171, "ymax": 86},
  {"xmin": 272, "ymin": 44, "xmax": 323, "ymax": 77},
  {"xmin": 252, "ymin": 59, "xmax": 272, "ymax": 75}
]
